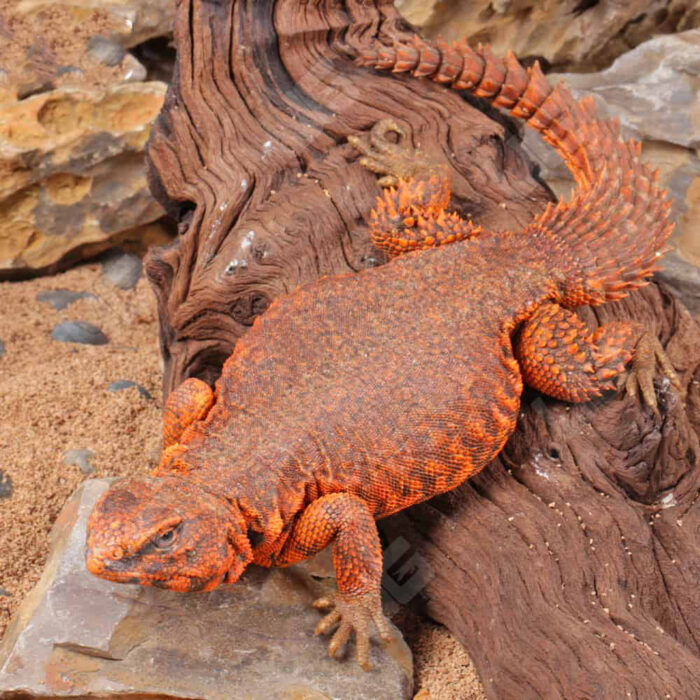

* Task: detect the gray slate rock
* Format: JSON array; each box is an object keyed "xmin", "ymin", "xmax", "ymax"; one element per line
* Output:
[
  {"xmin": 87, "ymin": 36, "xmax": 126, "ymax": 67},
  {"xmin": 51, "ymin": 321, "xmax": 109, "ymax": 346},
  {"xmin": 37, "ymin": 289, "xmax": 95, "ymax": 310},
  {"xmin": 100, "ymin": 249, "xmax": 143, "ymax": 290},
  {"xmin": 0, "ymin": 471, "xmax": 12, "ymax": 499},
  {"xmin": 521, "ymin": 30, "xmax": 700, "ymax": 314},
  {"xmin": 657, "ymin": 251, "xmax": 700, "ymax": 317},
  {"xmin": 0, "ymin": 480, "xmax": 413, "ymax": 699},
  {"xmin": 63, "ymin": 449, "xmax": 96, "ymax": 475},
  {"xmin": 550, "ymin": 29, "xmax": 700, "ymax": 150},
  {"xmin": 108, "ymin": 379, "xmax": 153, "ymax": 400}
]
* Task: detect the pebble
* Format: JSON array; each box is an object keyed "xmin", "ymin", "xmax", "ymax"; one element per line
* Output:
[
  {"xmin": 87, "ymin": 36, "xmax": 125, "ymax": 67},
  {"xmin": 51, "ymin": 321, "xmax": 109, "ymax": 346},
  {"xmin": 0, "ymin": 587, "xmax": 10, "ymax": 597},
  {"xmin": 0, "ymin": 339, "xmax": 4, "ymax": 357},
  {"xmin": 36, "ymin": 290, "xmax": 95, "ymax": 311},
  {"xmin": 0, "ymin": 470, "xmax": 13, "ymax": 499},
  {"xmin": 57, "ymin": 65, "xmax": 83, "ymax": 77},
  {"xmin": 108, "ymin": 380, "xmax": 153, "ymax": 400},
  {"xmin": 100, "ymin": 249, "xmax": 142, "ymax": 290},
  {"xmin": 63, "ymin": 449, "xmax": 95, "ymax": 475}
]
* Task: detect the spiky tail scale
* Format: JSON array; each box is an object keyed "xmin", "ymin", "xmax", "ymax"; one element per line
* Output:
[{"xmin": 357, "ymin": 38, "xmax": 675, "ymax": 306}]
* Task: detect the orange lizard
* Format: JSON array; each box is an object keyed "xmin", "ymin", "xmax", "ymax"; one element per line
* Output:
[{"xmin": 86, "ymin": 37, "xmax": 678, "ymax": 670}]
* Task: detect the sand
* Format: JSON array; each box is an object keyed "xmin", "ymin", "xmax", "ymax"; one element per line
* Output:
[
  {"xmin": 0, "ymin": 262, "xmax": 485, "ymax": 698},
  {"xmin": 0, "ymin": 0, "xmax": 131, "ymax": 101}
]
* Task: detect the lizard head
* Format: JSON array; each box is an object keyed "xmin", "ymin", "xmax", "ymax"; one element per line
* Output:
[{"xmin": 85, "ymin": 476, "xmax": 252, "ymax": 592}]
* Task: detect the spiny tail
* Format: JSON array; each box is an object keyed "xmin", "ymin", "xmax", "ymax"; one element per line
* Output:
[{"xmin": 357, "ymin": 38, "xmax": 675, "ymax": 306}]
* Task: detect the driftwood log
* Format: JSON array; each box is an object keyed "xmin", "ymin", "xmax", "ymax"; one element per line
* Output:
[{"xmin": 144, "ymin": 1, "xmax": 700, "ymax": 697}]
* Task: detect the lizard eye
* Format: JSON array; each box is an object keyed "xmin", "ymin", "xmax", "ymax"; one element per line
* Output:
[{"xmin": 152, "ymin": 527, "xmax": 178, "ymax": 550}]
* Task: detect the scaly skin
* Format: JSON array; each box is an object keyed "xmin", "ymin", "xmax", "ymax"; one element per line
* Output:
[{"xmin": 86, "ymin": 38, "xmax": 679, "ymax": 670}]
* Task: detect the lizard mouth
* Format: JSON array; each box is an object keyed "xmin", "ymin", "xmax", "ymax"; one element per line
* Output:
[{"xmin": 86, "ymin": 554, "xmax": 142, "ymax": 585}]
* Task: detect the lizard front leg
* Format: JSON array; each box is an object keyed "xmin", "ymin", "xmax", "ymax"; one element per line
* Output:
[
  {"xmin": 275, "ymin": 492, "xmax": 391, "ymax": 670},
  {"xmin": 162, "ymin": 377, "xmax": 214, "ymax": 449},
  {"xmin": 349, "ymin": 119, "xmax": 483, "ymax": 257}
]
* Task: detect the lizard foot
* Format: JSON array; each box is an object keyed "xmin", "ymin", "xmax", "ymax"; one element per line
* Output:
[
  {"xmin": 620, "ymin": 330, "xmax": 681, "ymax": 416},
  {"xmin": 313, "ymin": 591, "xmax": 392, "ymax": 670},
  {"xmin": 348, "ymin": 119, "xmax": 435, "ymax": 187}
]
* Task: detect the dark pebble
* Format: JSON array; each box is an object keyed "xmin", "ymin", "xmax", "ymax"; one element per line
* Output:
[
  {"xmin": 108, "ymin": 380, "xmax": 153, "ymax": 400},
  {"xmin": 100, "ymin": 249, "xmax": 142, "ymax": 290},
  {"xmin": 63, "ymin": 449, "xmax": 95, "ymax": 475},
  {"xmin": 51, "ymin": 321, "xmax": 108, "ymax": 346},
  {"xmin": 57, "ymin": 65, "xmax": 83, "ymax": 77},
  {"xmin": 0, "ymin": 339, "xmax": 4, "ymax": 357},
  {"xmin": 37, "ymin": 289, "xmax": 95, "ymax": 311},
  {"xmin": 0, "ymin": 470, "xmax": 12, "ymax": 499},
  {"xmin": 0, "ymin": 587, "xmax": 10, "ymax": 597},
  {"xmin": 87, "ymin": 36, "xmax": 125, "ymax": 67}
]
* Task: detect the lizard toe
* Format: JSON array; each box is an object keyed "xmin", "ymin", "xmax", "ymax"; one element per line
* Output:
[{"xmin": 312, "ymin": 590, "xmax": 388, "ymax": 670}]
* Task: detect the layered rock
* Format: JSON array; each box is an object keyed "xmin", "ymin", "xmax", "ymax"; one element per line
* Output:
[
  {"xmin": 0, "ymin": 82, "xmax": 167, "ymax": 275},
  {"xmin": 0, "ymin": 0, "xmax": 175, "ymax": 277},
  {"xmin": 0, "ymin": 479, "xmax": 413, "ymax": 699},
  {"xmin": 395, "ymin": 0, "xmax": 699, "ymax": 71}
]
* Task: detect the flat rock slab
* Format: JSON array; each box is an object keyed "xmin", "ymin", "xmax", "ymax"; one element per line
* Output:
[{"xmin": 0, "ymin": 480, "xmax": 412, "ymax": 699}]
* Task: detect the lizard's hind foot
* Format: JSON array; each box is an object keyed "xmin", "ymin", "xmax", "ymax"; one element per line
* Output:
[
  {"xmin": 621, "ymin": 330, "xmax": 681, "ymax": 416},
  {"xmin": 314, "ymin": 591, "xmax": 392, "ymax": 670},
  {"xmin": 348, "ymin": 118, "xmax": 437, "ymax": 187}
]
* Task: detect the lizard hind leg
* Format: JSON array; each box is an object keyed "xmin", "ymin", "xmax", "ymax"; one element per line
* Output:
[
  {"xmin": 515, "ymin": 303, "xmax": 679, "ymax": 414},
  {"xmin": 162, "ymin": 377, "xmax": 215, "ymax": 449},
  {"xmin": 349, "ymin": 119, "xmax": 483, "ymax": 257}
]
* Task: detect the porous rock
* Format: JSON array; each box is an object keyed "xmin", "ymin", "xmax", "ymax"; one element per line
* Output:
[
  {"xmin": 395, "ymin": 0, "xmax": 699, "ymax": 71},
  {"xmin": 0, "ymin": 480, "xmax": 413, "ymax": 699},
  {"xmin": 0, "ymin": 82, "xmax": 167, "ymax": 277}
]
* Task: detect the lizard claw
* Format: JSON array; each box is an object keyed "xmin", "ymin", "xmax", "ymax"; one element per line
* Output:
[
  {"xmin": 348, "ymin": 118, "xmax": 430, "ymax": 187},
  {"xmin": 313, "ymin": 591, "xmax": 391, "ymax": 670},
  {"xmin": 622, "ymin": 330, "xmax": 681, "ymax": 416}
]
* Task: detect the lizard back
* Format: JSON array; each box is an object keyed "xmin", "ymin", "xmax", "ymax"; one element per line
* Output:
[{"xmin": 163, "ymin": 234, "xmax": 550, "ymax": 521}]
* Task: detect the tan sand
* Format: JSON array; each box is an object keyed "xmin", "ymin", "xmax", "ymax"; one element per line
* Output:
[{"xmin": 0, "ymin": 262, "xmax": 484, "ymax": 698}]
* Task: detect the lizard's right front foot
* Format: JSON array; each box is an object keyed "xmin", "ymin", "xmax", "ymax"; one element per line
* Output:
[
  {"xmin": 348, "ymin": 119, "xmax": 437, "ymax": 187},
  {"xmin": 313, "ymin": 591, "xmax": 392, "ymax": 670}
]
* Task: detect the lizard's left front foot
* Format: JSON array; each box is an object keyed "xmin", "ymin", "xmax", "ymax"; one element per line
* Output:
[
  {"xmin": 622, "ymin": 330, "xmax": 681, "ymax": 415},
  {"xmin": 313, "ymin": 591, "xmax": 392, "ymax": 670}
]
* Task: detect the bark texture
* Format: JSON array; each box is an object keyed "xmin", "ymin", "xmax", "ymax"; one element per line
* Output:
[{"xmin": 145, "ymin": 1, "xmax": 700, "ymax": 697}]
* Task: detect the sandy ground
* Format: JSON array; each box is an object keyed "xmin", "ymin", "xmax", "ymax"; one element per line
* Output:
[{"xmin": 0, "ymin": 262, "xmax": 484, "ymax": 699}]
